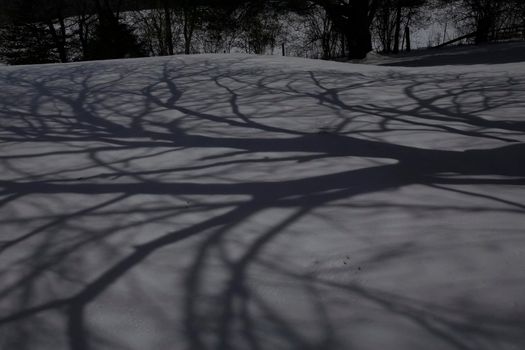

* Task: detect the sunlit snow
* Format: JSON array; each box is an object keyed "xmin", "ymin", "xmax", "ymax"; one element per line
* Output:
[{"xmin": 1, "ymin": 45, "xmax": 524, "ymax": 350}]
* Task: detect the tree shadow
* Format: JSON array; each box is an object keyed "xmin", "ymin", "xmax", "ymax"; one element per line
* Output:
[{"xmin": 0, "ymin": 55, "xmax": 524, "ymax": 349}]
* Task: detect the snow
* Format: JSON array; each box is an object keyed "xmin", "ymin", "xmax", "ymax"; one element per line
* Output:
[
  {"xmin": 0, "ymin": 45, "xmax": 525, "ymax": 350},
  {"xmin": 361, "ymin": 41, "xmax": 525, "ymax": 67}
]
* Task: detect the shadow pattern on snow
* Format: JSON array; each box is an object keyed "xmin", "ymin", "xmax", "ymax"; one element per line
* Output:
[{"xmin": 0, "ymin": 56, "xmax": 524, "ymax": 350}]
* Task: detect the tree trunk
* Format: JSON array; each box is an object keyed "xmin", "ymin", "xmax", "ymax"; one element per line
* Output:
[
  {"xmin": 164, "ymin": 1, "xmax": 174, "ymax": 55},
  {"xmin": 474, "ymin": 2, "xmax": 499, "ymax": 45},
  {"xmin": 322, "ymin": 33, "xmax": 331, "ymax": 59},
  {"xmin": 385, "ymin": 22, "xmax": 392, "ymax": 53},
  {"xmin": 404, "ymin": 25, "xmax": 411, "ymax": 52},
  {"xmin": 393, "ymin": 0, "xmax": 402, "ymax": 54},
  {"xmin": 346, "ymin": 0, "xmax": 372, "ymax": 59},
  {"xmin": 341, "ymin": 33, "xmax": 345, "ymax": 57},
  {"xmin": 59, "ymin": 13, "xmax": 68, "ymax": 60},
  {"xmin": 77, "ymin": 13, "xmax": 90, "ymax": 60},
  {"xmin": 475, "ymin": 16, "xmax": 492, "ymax": 44},
  {"xmin": 522, "ymin": 7, "xmax": 525, "ymax": 40},
  {"xmin": 46, "ymin": 20, "xmax": 67, "ymax": 63},
  {"xmin": 183, "ymin": 7, "xmax": 195, "ymax": 54}
]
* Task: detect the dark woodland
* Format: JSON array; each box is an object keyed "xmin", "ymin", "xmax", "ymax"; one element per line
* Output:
[{"xmin": 0, "ymin": 0, "xmax": 524, "ymax": 64}]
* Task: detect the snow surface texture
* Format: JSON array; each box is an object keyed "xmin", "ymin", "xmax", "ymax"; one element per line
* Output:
[{"xmin": 0, "ymin": 46, "xmax": 524, "ymax": 350}]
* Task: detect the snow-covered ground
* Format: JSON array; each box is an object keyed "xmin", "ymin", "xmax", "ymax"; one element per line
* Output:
[
  {"xmin": 0, "ymin": 45, "xmax": 524, "ymax": 350},
  {"xmin": 361, "ymin": 41, "xmax": 525, "ymax": 67}
]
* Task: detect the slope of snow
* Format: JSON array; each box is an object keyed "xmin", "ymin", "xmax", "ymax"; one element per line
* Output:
[
  {"xmin": 362, "ymin": 41, "xmax": 525, "ymax": 67},
  {"xmin": 0, "ymin": 50, "xmax": 524, "ymax": 350}
]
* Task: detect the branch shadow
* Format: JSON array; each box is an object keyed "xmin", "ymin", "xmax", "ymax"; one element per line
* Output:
[{"xmin": 0, "ymin": 55, "xmax": 524, "ymax": 349}]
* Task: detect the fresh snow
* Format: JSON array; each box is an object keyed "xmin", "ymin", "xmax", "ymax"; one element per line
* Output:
[{"xmin": 0, "ymin": 45, "xmax": 524, "ymax": 350}]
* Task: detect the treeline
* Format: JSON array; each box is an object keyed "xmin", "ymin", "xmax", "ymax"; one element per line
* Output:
[{"xmin": 0, "ymin": 0, "xmax": 524, "ymax": 65}]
